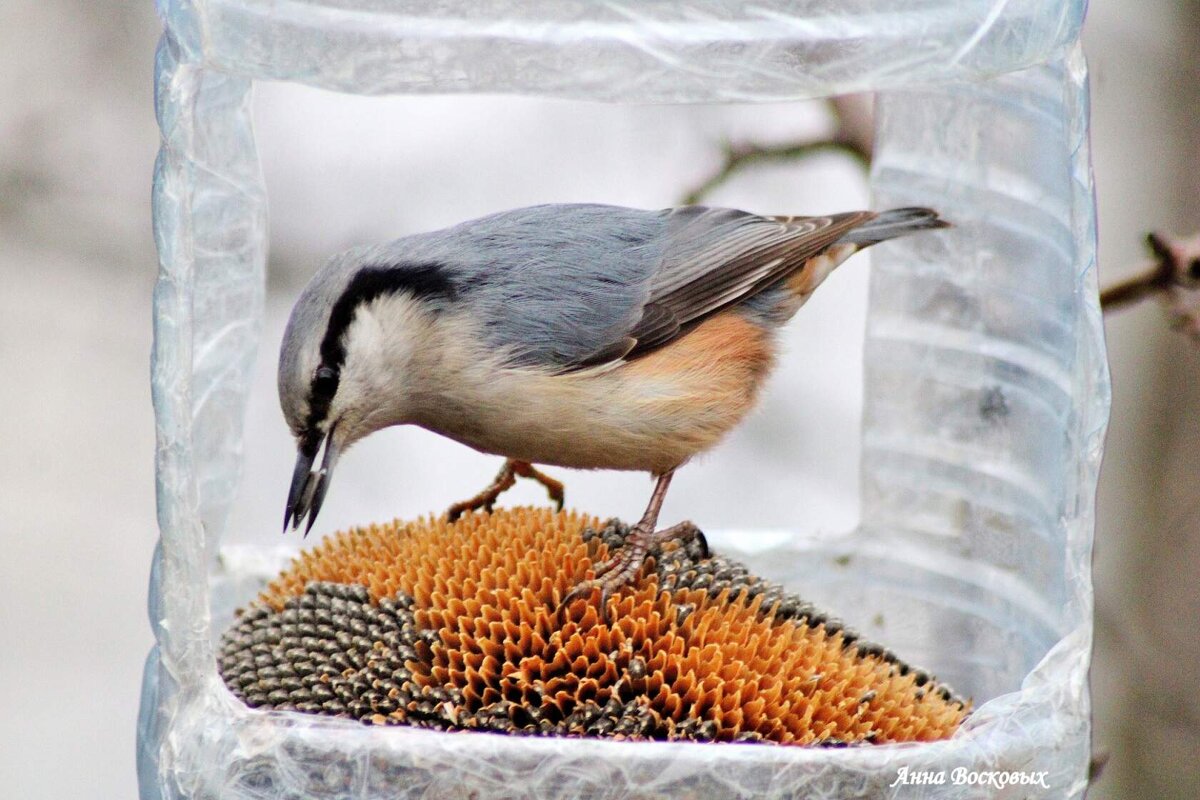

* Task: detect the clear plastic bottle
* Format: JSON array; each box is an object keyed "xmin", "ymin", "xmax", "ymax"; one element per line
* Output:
[{"xmin": 141, "ymin": 2, "xmax": 1103, "ymax": 797}]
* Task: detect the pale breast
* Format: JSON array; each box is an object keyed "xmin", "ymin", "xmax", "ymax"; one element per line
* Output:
[{"xmin": 417, "ymin": 310, "xmax": 777, "ymax": 474}]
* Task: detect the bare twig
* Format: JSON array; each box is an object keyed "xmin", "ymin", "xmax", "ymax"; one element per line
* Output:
[
  {"xmin": 1101, "ymin": 233, "xmax": 1177, "ymax": 310},
  {"xmin": 680, "ymin": 95, "xmax": 875, "ymax": 206},
  {"xmin": 1101, "ymin": 231, "xmax": 1200, "ymax": 337}
]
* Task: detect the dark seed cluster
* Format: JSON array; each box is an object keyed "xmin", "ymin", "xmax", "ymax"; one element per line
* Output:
[
  {"xmin": 219, "ymin": 508, "xmax": 967, "ymax": 743},
  {"xmin": 221, "ymin": 582, "xmax": 463, "ymax": 727}
]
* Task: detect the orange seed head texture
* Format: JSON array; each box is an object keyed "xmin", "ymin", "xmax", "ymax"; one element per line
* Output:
[{"xmin": 220, "ymin": 507, "xmax": 968, "ymax": 745}]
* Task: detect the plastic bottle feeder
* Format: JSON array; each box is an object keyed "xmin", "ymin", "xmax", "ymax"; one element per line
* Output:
[{"xmin": 139, "ymin": 1, "xmax": 1106, "ymax": 798}]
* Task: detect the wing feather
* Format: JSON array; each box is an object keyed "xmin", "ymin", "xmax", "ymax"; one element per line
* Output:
[
  {"xmin": 625, "ymin": 301, "xmax": 682, "ymax": 354},
  {"xmin": 613, "ymin": 207, "xmax": 874, "ymax": 362}
]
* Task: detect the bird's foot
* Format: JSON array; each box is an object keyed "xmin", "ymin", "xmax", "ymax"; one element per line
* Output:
[
  {"xmin": 560, "ymin": 520, "xmax": 704, "ymax": 623},
  {"xmin": 446, "ymin": 459, "xmax": 565, "ymax": 522},
  {"xmin": 511, "ymin": 461, "xmax": 565, "ymax": 512}
]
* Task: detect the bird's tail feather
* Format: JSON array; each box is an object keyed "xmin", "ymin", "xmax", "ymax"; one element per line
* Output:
[{"xmin": 839, "ymin": 207, "xmax": 950, "ymax": 247}]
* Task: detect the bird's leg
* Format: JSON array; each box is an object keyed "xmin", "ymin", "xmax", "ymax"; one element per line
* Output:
[
  {"xmin": 446, "ymin": 460, "xmax": 517, "ymax": 521},
  {"xmin": 446, "ymin": 459, "xmax": 564, "ymax": 521},
  {"xmin": 561, "ymin": 471, "xmax": 702, "ymax": 620},
  {"xmin": 510, "ymin": 461, "xmax": 566, "ymax": 512}
]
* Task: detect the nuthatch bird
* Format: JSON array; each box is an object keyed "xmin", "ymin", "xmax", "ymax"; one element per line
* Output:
[{"xmin": 278, "ymin": 203, "xmax": 947, "ymax": 604}]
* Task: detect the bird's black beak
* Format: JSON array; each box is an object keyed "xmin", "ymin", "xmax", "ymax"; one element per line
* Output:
[{"xmin": 283, "ymin": 426, "xmax": 340, "ymax": 536}]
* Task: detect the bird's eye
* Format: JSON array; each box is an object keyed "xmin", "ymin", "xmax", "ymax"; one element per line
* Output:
[{"xmin": 312, "ymin": 365, "xmax": 339, "ymax": 397}]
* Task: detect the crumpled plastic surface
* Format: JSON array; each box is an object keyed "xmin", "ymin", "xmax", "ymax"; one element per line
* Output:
[{"xmin": 140, "ymin": 1, "xmax": 1104, "ymax": 797}]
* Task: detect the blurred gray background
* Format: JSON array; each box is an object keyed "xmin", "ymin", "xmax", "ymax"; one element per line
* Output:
[{"xmin": 2, "ymin": 1, "xmax": 1197, "ymax": 798}]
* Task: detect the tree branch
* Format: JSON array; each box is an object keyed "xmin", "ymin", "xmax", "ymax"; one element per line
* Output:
[
  {"xmin": 680, "ymin": 95, "xmax": 874, "ymax": 206},
  {"xmin": 1101, "ymin": 231, "xmax": 1200, "ymax": 337}
]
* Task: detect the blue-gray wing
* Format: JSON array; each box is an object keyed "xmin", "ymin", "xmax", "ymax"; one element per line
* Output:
[
  {"xmin": 412, "ymin": 204, "xmax": 875, "ymax": 372},
  {"xmin": 421, "ymin": 204, "xmax": 669, "ymax": 370},
  {"xmin": 628, "ymin": 206, "xmax": 875, "ymax": 359}
]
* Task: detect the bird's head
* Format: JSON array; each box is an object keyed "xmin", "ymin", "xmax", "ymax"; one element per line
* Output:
[{"xmin": 277, "ymin": 247, "xmax": 455, "ymax": 534}]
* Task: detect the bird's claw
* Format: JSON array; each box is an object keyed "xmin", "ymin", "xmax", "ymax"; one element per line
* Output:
[
  {"xmin": 558, "ymin": 525, "xmax": 654, "ymax": 624},
  {"xmin": 557, "ymin": 520, "xmax": 708, "ymax": 623},
  {"xmin": 558, "ymin": 579, "xmax": 612, "ymax": 624}
]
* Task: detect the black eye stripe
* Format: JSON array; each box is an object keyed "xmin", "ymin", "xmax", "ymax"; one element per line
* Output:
[
  {"xmin": 303, "ymin": 366, "xmax": 340, "ymax": 439},
  {"xmin": 318, "ymin": 262, "xmax": 454, "ymax": 373},
  {"xmin": 299, "ymin": 261, "xmax": 454, "ymax": 438}
]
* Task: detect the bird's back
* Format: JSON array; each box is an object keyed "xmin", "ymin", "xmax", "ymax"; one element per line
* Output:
[{"xmin": 403, "ymin": 204, "xmax": 669, "ymax": 370}]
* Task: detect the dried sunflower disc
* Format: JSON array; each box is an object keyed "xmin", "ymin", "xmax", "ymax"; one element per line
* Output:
[{"xmin": 220, "ymin": 508, "xmax": 968, "ymax": 744}]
